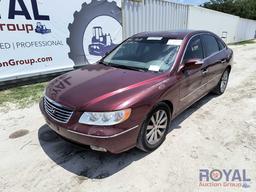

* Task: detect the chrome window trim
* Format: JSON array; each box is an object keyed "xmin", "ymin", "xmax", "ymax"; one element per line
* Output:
[
  {"xmin": 67, "ymin": 125, "xmax": 139, "ymax": 139},
  {"xmin": 179, "ymin": 32, "xmax": 223, "ymax": 67},
  {"xmin": 179, "ymin": 33, "xmax": 204, "ymax": 66}
]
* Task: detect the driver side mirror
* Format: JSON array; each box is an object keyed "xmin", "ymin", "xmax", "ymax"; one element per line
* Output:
[{"xmin": 183, "ymin": 59, "xmax": 203, "ymax": 70}]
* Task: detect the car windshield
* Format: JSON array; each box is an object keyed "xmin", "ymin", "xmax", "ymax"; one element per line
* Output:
[{"xmin": 102, "ymin": 37, "xmax": 182, "ymax": 72}]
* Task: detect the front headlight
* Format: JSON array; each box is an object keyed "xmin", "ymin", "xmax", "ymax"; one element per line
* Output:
[{"xmin": 78, "ymin": 109, "xmax": 132, "ymax": 126}]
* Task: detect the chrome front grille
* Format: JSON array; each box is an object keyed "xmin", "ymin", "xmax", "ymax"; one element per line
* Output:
[{"xmin": 44, "ymin": 97, "xmax": 73, "ymax": 123}]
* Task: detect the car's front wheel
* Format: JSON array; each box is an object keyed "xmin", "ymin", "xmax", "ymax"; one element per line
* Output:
[{"xmin": 137, "ymin": 102, "xmax": 171, "ymax": 152}]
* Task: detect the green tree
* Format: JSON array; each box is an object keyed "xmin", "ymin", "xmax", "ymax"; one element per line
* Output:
[{"xmin": 202, "ymin": 0, "xmax": 256, "ymax": 20}]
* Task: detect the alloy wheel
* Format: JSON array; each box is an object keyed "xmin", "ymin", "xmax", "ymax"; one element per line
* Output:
[
  {"xmin": 220, "ymin": 70, "xmax": 229, "ymax": 93},
  {"xmin": 146, "ymin": 110, "xmax": 168, "ymax": 145}
]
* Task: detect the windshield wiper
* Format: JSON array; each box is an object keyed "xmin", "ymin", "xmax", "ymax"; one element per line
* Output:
[
  {"xmin": 98, "ymin": 60, "xmax": 109, "ymax": 66},
  {"xmin": 99, "ymin": 61, "xmax": 147, "ymax": 72},
  {"xmin": 109, "ymin": 64, "xmax": 147, "ymax": 72}
]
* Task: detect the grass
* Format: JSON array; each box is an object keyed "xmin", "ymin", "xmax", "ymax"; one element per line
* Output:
[
  {"xmin": 229, "ymin": 39, "xmax": 256, "ymax": 45},
  {"xmin": 0, "ymin": 82, "xmax": 47, "ymax": 109}
]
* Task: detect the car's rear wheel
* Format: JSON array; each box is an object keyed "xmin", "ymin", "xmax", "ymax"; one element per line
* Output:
[
  {"xmin": 137, "ymin": 103, "xmax": 171, "ymax": 152},
  {"xmin": 212, "ymin": 69, "xmax": 230, "ymax": 95}
]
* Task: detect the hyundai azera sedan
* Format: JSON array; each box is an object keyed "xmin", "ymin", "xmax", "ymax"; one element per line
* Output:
[{"xmin": 40, "ymin": 30, "xmax": 233, "ymax": 153}]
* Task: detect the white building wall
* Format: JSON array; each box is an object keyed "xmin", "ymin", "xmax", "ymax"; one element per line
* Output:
[
  {"xmin": 123, "ymin": 2, "xmax": 256, "ymax": 43},
  {"xmin": 187, "ymin": 6, "xmax": 256, "ymax": 43},
  {"xmin": 236, "ymin": 18, "xmax": 256, "ymax": 42},
  {"xmin": 122, "ymin": 0, "xmax": 189, "ymax": 39},
  {"xmin": 187, "ymin": 6, "xmax": 240, "ymax": 43}
]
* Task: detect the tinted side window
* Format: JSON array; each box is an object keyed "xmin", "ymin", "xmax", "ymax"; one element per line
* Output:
[
  {"xmin": 217, "ymin": 38, "xmax": 226, "ymax": 50},
  {"xmin": 201, "ymin": 34, "xmax": 220, "ymax": 57},
  {"xmin": 183, "ymin": 36, "xmax": 203, "ymax": 62}
]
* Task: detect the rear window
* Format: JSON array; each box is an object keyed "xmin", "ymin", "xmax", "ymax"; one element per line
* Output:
[{"xmin": 217, "ymin": 38, "xmax": 226, "ymax": 50}]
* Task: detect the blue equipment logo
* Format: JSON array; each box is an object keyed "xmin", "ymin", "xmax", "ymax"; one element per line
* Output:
[
  {"xmin": 35, "ymin": 22, "xmax": 51, "ymax": 34},
  {"xmin": 88, "ymin": 26, "xmax": 117, "ymax": 56}
]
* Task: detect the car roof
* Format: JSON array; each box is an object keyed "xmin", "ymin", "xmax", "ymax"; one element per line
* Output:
[{"xmin": 132, "ymin": 30, "xmax": 212, "ymax": 39}]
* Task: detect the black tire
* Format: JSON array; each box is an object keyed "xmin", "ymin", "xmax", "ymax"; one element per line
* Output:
[
  {"xmin": 66, "ymin": 0, "xmax": 122, "ymax": 66},
  {"xmin": 212, "ymin": 69, "xmax": 230, "ymax": 95},
  {"xmin": 137, "ymin": 102, "xmax": 171, "ymax": 152}
]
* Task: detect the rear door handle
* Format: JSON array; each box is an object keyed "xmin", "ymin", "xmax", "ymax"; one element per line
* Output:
[
  {"xmin": 221, "ymin": 59, "xmax": 227, "ymax": 64},
  {"xmin": 217, "ymin": 59, "xmax": 227, "ymax": 64}
]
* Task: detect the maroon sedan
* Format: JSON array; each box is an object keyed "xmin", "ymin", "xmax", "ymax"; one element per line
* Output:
[{"xmin": 40, "ymin": 30, "xmax": 233, "ymax": 153}]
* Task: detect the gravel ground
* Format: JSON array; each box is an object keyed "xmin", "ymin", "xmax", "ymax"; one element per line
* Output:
[{"xmin": 0, "ymin": 42, "xmax": 256, "ymax": 192}]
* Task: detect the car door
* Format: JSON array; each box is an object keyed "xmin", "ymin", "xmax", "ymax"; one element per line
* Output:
[
  {"xmin": 179, "ymin": 35, "xmax": 206, "ymax": 110},
  {"xmin": 200, "ymin": 34, "xmax": 227, "ymax": 91}
]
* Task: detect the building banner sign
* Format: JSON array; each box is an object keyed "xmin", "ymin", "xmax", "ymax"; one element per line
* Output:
[{"xmin": 0, "ymin": 0, "xmax": 122, "ymax": 82}]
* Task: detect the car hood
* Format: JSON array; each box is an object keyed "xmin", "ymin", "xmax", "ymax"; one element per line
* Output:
[{"xmin": 45, "ymin": 64, "xmax": 167, "ymax": 111}]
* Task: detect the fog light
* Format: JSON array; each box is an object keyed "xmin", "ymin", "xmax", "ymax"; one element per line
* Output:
[{"xmin": 90, "ymin": 145, "xmax": 107, "ymax": 152}]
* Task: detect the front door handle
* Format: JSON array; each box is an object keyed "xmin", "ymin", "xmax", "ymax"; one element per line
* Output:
[{"xmin": 202, "ymin": 68, "xmax": 208, "ymax": 75}]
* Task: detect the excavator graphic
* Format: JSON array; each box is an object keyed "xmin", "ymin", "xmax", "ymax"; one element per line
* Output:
[
  {"xmin": 88, "ymin": 26, "xmax": 117, "ymax": 56},
  {"xmin": 35, "ymin": 22, "xmax": 51, "ymax": 34}
]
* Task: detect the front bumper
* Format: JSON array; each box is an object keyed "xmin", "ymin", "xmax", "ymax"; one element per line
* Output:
[{"xmin": 39, "ymin": 99, "xmax": 140, "ymax": 154}]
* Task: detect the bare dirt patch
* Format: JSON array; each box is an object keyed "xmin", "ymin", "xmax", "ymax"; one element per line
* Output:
[{"xmin": 9, "ymin": 129, "xmax": 29, "ymax": 139}]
